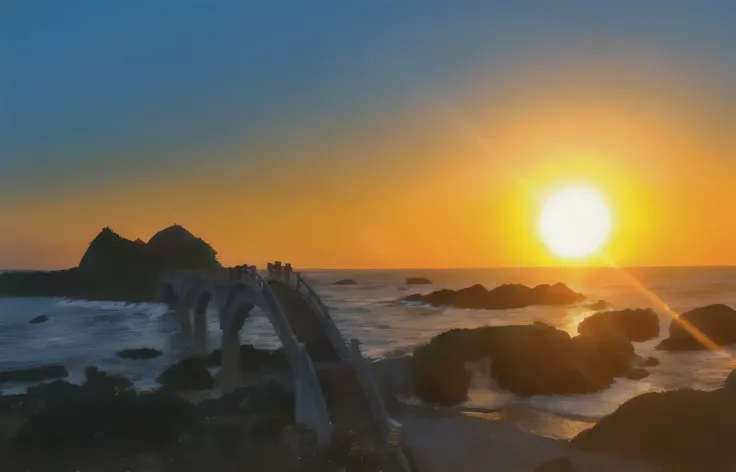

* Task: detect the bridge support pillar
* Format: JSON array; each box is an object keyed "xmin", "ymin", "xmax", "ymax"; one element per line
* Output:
[
  {"xmin": 219, "ymin": 329, "xmax": 241, "ymax": 392},
  {"xmin": 176, "ymin": 302, "xmax": 192, "ymax": 337},
  {"xmin": 193, "ymin": 312, "xmax": 207, "ymax": 355}
]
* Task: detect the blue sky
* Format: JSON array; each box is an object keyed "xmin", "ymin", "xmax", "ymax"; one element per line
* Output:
[{"xmin": 2, "ymin": 1, "xmax": 733, "ymax": 193}]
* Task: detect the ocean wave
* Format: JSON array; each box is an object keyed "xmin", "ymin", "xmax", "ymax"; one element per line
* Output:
[{"xmin": 336, "ymin": 306, "xmax": 372, "ymax": 314}]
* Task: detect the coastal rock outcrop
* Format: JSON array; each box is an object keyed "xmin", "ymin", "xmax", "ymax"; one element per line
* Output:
[
  {"xmin": 657, "ymin": 304, "xmax": 736, "ymax": 351},
  {"xmin": 406, "ymin": 277, "xmax": 432, "ymax": 285},
  {"xmin": 9, "ymin": 367, "xmax": 201, "ymax": 458},
  {"xmin": 147, "ymin": 224, "xmax": 220, "ymax": 272},
  {"xmin": 0, "ymin": 224, "xmax": 221, "ymax": 302},
  {"xmin": 411, "ymin": 323, "xmax": 635, "ymax": 405},
  {"xmin": 577, "ymin": 308, "xmax": 660, "ymax": 342},
  {"xmin": 572, "ymin": 374, "xmax": 736, "ymax": 471},
  {"xmin": 404, "ymin": 282, "xmax": 584, "ymax": 310},
  {"xmin": 117, "ymin": 348, "xmax": 163, "ymax": 360},
  {"xmin": 28, "ymin": 315, "xmax": 48, "ymax": 324},
  {"xmin": 333, "ymin": 279, "xmax": 358, "ymax": 285},
  {"xmin": 157, "ymin": 357, "xmax": 214, "ymax": 391},
  {"xmin": 0, "ymin": 365, "xmax": 69, "ymax": 383}
]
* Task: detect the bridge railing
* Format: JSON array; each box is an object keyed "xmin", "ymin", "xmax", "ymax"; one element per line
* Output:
[{"xmin": 265, "ymin": 263, "xmax": 404, "ymax": 458}]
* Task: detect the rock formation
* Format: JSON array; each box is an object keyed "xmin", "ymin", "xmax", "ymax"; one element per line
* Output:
[
  {"xmin": 157, "ymin": 357, "xmax": 214, "ymax": 392},
  {"xmin": 0, "ymin": 365, "xmax": 69, "ymax": 383},
  {"xmin": 406, "ymin": 277, "xmax": 432, "ymax": 285},
  {"xmin": 572, "ymin": 373, "xmax": 736, "ymax": 471},
  {"xmin": 404, "ymin": 282, "xmax": 585, "ymax": 310},
  {"xmin": 577, "ymin": 308, "xmax": 660, "ymax": 342},
  {"xmin": 657, "ymin": 304, "xmax": 736, "ymax": 351},
  {"xmin": 0, "ymin": 224, "xmax": 221, "ymax": 302},
  {"xmin": 117, "ymin": 348, "xmax": 163, "ymax": 360},
  {"xmin": 333, "ymin": 279, "xmax": 358, "ymax": 285},
  {"xmin": 411, "ymin": 323, "xmax": 635, "ymax": 406}
]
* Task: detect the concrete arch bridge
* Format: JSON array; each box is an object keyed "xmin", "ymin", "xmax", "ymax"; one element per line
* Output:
[{"xmin": 157, "ymin": 262, "xmax": 406, "ymax": 462}]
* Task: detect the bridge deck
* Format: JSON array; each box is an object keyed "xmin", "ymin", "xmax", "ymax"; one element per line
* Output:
[{"xmin": 268, "ymin": 281, "xmax": 341, "ymax": 362}]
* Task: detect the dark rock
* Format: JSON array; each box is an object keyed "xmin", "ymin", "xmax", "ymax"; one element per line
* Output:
[
  {"xmin": 578, "ymin": 309, "xmax": 660, "ymax": 342},
  {"xmin": 641, "ymin": 356, "xmax": 659, "ymax": 367},
  {"xmin": 28, "ymin": 315, "xmax": 48, "ymax": 324},
  {"xmin": 723, "ymin": 370, "xmax": 736, "ymax": 393},
  {"xmin": 406, "ymin": 277, "xmax": 432, "ymax": 285},
  {"xmin": 411, "ymin": 323, "xmax": 635, "ymax": 405},
  {"xmin": 197, "ymin": 377, "xmax": 295, "ymax": 420},
  {"xmin": 585, "ymin": 300, "xmax": 612, "ymax": 310},
  {"xmin": 117, "ymin": 348, "xmax": 163, "ymax": 360},
  {"xmin": 0, "ymin": 365, "xmax": 68, "ymax": 383},
  {"xmin": 206, "ymin": 345, "xmax": 289, "ymax": 372},
  {"xmin": 0, "ymin": 224, "xmax": 220, "ymax": 302},
  {"xmin": 657, "ymin": 304, "xmax": 736, "ymax": 351},
  {"xmin": 147, "ymin": 224, "xmax": 220, "ymax": 272},
  {"xmin": 623, "ymin": 368, "xmax": 650, "ymax": 381},
  {"xmin": 535, "ymin": 457, "xmax": 574, "ymax": 472},
  {"xmin": 405, "ymin": 282, "xmax": 584, "ymax": 310},
  {"xmin": 10, "ymin": 368, "xmax": 200, "ymax": 458},
  {"xmin": 333, "ymin": 279, "xmax": 358, "ymax": 285},
  {"xmin": 572, "ymin": 385, "xmax": 736, "ymax": 470},
  {"xmin": 157, "ymin": 357, "xmax": 214, "ymax": 391},
  {"xmin": 83, "ymin": 365, "xmax": 134, "ymax": 395}
]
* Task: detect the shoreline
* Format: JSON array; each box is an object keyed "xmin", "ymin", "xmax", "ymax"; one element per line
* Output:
[{"xmin": 390, "ymin": 402, "xmax": 654, "ymax": 472}]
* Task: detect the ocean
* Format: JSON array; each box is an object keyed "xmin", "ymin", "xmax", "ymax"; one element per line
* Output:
[{"xmin": 1, "ymin": 267, "xmax": 735, "ymax": 429}]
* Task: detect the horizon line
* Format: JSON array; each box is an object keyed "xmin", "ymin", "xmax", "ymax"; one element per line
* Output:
[{"xmin": 3, "ymin": 263, "xmax": 735, "ymax": 273}]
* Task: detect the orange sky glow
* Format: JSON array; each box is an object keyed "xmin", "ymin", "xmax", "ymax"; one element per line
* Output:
[{"xmin": 2, "ymin": 54, "xmax": 734, "ymax": 270}]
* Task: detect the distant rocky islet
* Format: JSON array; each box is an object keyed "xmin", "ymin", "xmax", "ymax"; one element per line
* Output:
[
  {"xmin": 403, "ymin": 282, "xmax": 585, "ymax": 310},
  {"xmin": 0, "ymin": 224, "xmax": 220, "ymax": 302}
]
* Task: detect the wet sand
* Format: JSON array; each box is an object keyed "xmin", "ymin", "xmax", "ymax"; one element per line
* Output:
[{"xmin": 393, "ymin": 403, "xmax": 655, "ymax": 472}]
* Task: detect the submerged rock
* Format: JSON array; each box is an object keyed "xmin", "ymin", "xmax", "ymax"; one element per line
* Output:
[
  {"xmin": 572, "ymin": 376, "xmax": 736, "ymax": 470},
  {"xmin": 578, "ymin": 308, "xmax": 660, "ymax": 342},
  {"xmin": 0, "ymin": 365, "xmax": 68, "ymax": 383},
  {"xmin": 640, "ymin": 356, "xmax": 659, "ymax": 367},
  {"xmin": 333, "ymin": 279, "xmax": 358, "ymax": 285},
  {"xmin": 405, "ymin": 282, "xmax": 584, "ymax": 310},
  {"xmin": 157, "ymin": 357, "xmax": 214, "ymax": 391},
  {"xmin": 117, "ymin": 348, "xmax": 163, "ymax": 360},
  {"xmin": 585, "ymin": 300, "xmax": 611, "ymax": 310},
  {"xmin": 406, "ymin": 277, "xmax": 432, "ymax": 285},
  {"xmin": 657, "ymin": 304, "xmax": 736, "ymax": 351},
  {"xmin": 623, "ymin": 368, "xmax": 650, "ymax": 381},
  {"xmin": 411, "ymin": 323, "xmax": 635, "ymax": 405},
  {"xmin": 28, "ymin": 315, "xmax": 48, "ymax": 324}
]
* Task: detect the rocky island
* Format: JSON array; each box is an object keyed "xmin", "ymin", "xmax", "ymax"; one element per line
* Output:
[
  {"xmin": 411, "ymin": 322, "xmax": 638, "ymax": 405},
  {"xmin": 404, "ymin": 282, "xmax": 585, "ymax": 310},
  {"xmin": 0, "ymin": 225, "xmax": 220, "ymax": 302}
]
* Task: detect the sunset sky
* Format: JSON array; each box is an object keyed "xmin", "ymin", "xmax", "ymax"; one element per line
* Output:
[{"xmin": 2, "ymin": 1, "xmax": 735, "ymax": 269}]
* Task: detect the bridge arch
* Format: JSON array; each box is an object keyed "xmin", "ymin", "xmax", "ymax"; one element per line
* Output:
[{"xmin": 159, "ymin": 283, "xmax": 177, "ymax": 311}]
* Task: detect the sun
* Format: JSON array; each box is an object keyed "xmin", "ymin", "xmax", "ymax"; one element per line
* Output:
[{"xmin": 539, "ymin": 187, "xmax": 611, "ymax": 258}]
